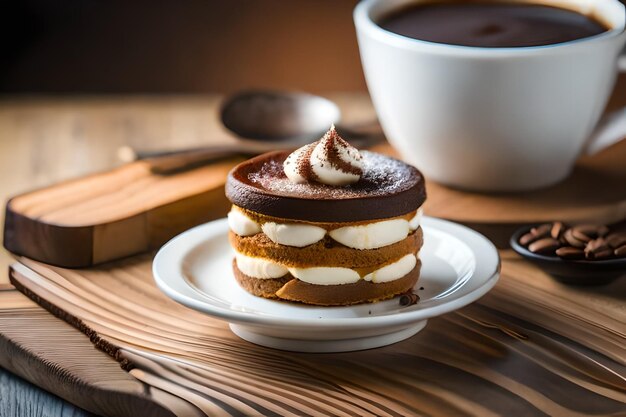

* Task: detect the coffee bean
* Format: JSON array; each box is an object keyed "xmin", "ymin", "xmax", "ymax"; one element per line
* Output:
[
  {"xmin": 585, "ymin": 238, "xmax": 613, "ymax": 260},
  {"xmin": 528, "ymin": 238, "xmax": 561, "ymax": 255},
  {"xmin": 516, "ymin": 221, "xmax": 623, "ymax": 262},
  {"xmin": 606, "ymin": 233, "xmax": 626, "ymax": 249},
  {"xmin": 585, "ymin": 238, "xmax": 610, "ymax": 254},
  {"xmin": 519, "ymin": 232, "xmax": 539, "ymax": 246},
  {"xmin": 550, "ymin": 222, "xmax": 565, "ymax": 239},
  {"xmin": 571, "ymin": 228, "xmax": 592, "ymax": 243},
  {"xmin": 573, "ymin": 224, "xmax": 608, "ymax": 239},
  {"xmin": 530, "ymin": 224, "xmax": 551, "ymax": 239},
  {"xmin": 555, "ymin": 246, "xmax": 584, "ymax": 260},
  {"xmin": 399, "ymin": 292, "xmax": 419, "ymax": 306},
  {"xmin": 563, "ymin": 229, "xmax": 586, "ymax": 248},
  {"xmin": 586, "ymin": 248, "xmax": 613, "ymax": 260}
]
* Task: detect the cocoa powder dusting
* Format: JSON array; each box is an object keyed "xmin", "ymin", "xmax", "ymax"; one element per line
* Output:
[
  {"xmin": 323, "ymin": 130, "xmax": 363, "ymax": 176},
  {"xmin": 296, "ymin": 143, "xmax": 318, "ymax": 182}
]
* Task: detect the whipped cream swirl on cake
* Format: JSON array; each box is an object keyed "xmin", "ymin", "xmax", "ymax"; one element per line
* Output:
[{"xmin": 283, "ymin": 125, "xmax": 364, "ymax": 186}]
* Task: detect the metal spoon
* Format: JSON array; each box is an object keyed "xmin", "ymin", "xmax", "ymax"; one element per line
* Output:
[
  {"xmin": 124, "ymin": 90, "xmax": 384, "ymax": 173},
  {"xmin": 221, "ymin": 90, "xmax": 342, "ymax": 143}
]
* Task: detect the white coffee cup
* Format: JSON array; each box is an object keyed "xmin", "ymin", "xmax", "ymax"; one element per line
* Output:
[{"xmin": 354, "ymin": 0, "xmax": 626, "ymax": 191}]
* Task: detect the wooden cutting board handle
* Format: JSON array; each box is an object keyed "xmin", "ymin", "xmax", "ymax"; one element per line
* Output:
[{"xmin": 3, "ymin": 159, "xmax": 239, "ymax": 268}]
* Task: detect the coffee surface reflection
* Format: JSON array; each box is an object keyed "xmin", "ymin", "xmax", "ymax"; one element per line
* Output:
[{"xmin": 378, "ymin": 2, "xmax": 609, "ymax": 48}]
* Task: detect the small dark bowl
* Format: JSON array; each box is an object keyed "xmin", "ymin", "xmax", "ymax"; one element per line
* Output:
[{"xmin": 510, "ymin": 226, "xmax": 626, "ymax": 286}]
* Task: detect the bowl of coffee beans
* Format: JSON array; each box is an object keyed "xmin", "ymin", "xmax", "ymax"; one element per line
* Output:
[{"xmin": 510, "ymin": 222, "xmax": 626, "ymax": 285}]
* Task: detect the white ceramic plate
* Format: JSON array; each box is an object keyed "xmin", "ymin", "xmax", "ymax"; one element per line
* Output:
[{"xmin": 153, "ymin": 217, "xmax": 500, "ymax": 352}]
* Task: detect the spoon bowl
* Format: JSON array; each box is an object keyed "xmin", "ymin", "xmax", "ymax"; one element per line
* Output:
[{"xmin": 221, "ymin": 90, "xmax": 341, "ymax": 143}]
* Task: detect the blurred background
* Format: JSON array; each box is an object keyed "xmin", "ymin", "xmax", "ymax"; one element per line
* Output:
[
  {"xmin": 1, "ymin": 0, "xmax": 367, "ymax": 94},
  {"xmin": 3, "ymin": 0, "xmax": 626, "ymax": 95}
]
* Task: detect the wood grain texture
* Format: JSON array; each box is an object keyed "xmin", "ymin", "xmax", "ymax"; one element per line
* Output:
[
  {"xmin": 6, "ymin": 254, "xmax": 626, "ymax": 417},
  {"xmin": 0, "ymin": 289, "xmax": 202, "ymax": 417},
  {"xmin": 4, "ymin": 159, "xmax": 236, "ymax": 267},
  {"xmin": 0, "ymin": 288, "xmax": 93, "ymax": 417}
]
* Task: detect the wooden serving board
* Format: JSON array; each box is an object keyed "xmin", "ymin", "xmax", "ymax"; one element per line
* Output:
[
  {"xmin": 0, "ymin": 290, "xmax": 190, "ymax": 417},
  {"xmin": 4, "ymin": 139, "xmax": 626, "ymax": 268},
  {"xmin": 4, "ymin": 159, "xmax": 238, "ymax": 268},
  {"xmin": 2, "ymin": 252, "xmax": 625, "ymax": 417}
]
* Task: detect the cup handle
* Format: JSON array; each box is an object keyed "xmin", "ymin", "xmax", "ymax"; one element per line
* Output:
[{"xmin": 585, "ymin": 48, "xmax": 626, "ymax": 155}]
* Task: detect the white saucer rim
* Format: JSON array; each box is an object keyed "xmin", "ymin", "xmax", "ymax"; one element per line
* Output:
[{"xmin": 153, "ymin": 216, "xmax": 500, "ymax": 330}]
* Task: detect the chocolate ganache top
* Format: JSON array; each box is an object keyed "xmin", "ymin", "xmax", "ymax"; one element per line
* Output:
[{"xmin": 226, "ymin": 149, "xmax": 426, "ymax": 222}]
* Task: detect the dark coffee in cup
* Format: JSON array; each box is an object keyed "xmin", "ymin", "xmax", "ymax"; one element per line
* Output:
[{"xmin": 378, "ymin": 2, "xmax": 609, "ymax": 47}]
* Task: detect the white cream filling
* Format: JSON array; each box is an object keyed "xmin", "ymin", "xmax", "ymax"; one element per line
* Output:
[
  {"xmin": 409, "ymin": 207, "xmax": 423, "ymax": 231},
  {"xmin": 329, "ymin": 218, "xmax": 408, "ymax": 250},
  {"xmin": 227, "ymin": 207, "xmax": 423, "ymax": 249},
  {"xmin": 228, "ymin": 207, "xmax": 261, "ymax": 236},
  {"xmin": 235, "ymin": 252, "xmax": 418, "ymax": 285},
  {"xmin": 288, "ymin": 267, "xmax": 361, "ymax": 286},
  {"xmin": 261, "ymin": 222, "xmax": 326, "ymax": 248},
  {"xmin": 363, "ymin": 254, "xmax": 417, "ymax": 283},
  {"xmin": 235, "ymin": 253, "xmax": 288, "ymax": 279}
]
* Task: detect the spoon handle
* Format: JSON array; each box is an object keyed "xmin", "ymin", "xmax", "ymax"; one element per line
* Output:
[{"xmin": 137, "ymin": 142, "xmax": 276, "ymax": 174}]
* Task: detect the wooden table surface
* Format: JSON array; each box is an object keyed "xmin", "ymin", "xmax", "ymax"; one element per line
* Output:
[{"xmin": 1, "ymin": 92, "xmax": 625, "ymax": 416}]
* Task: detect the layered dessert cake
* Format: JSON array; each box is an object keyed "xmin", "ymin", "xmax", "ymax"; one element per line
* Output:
[{"xmin": 225, "ymin": 126, "xmax": 426, "ymax": 306}]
